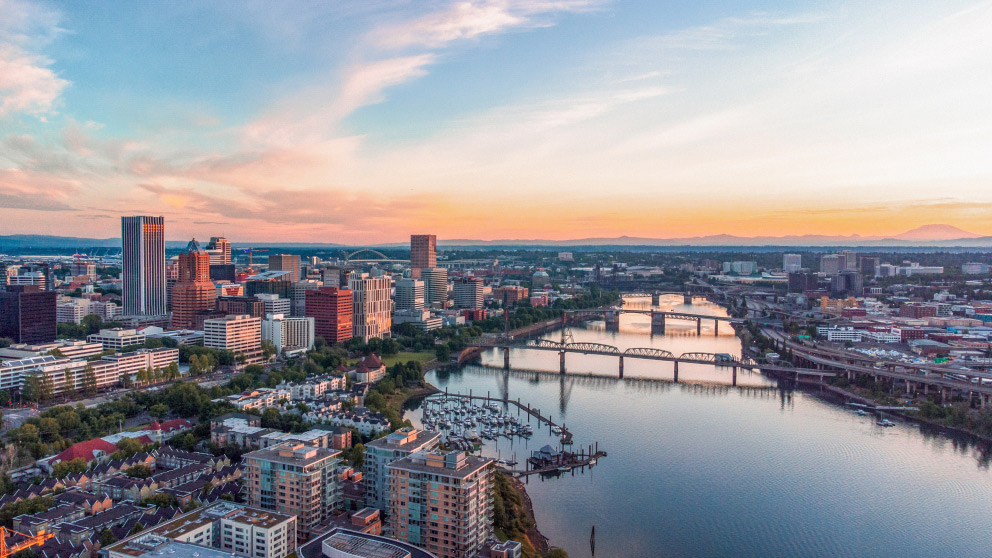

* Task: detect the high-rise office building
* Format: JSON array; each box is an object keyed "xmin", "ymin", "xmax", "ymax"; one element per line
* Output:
[
  {"xmin": 410, "ymin": 235, "xmax": 437, "ymax": 278},
  {"xmin": 204, "ymin": 314, "xmax": 262, "ymax": 364},
  {"xmin": 841, "ymin": 250, "xmax": 858, "ymax": 271},
  {"xmin": 122, "ymin": 216, "xmax": 167, "ymax": 316},
  {"xmin": 394, "ymin": 278, "xmax": 425, "ymax": 312},
  {"xmin": 421, "ymin": 267, "xmax": 448, "ymax": 308},
  {"xmin": 255, "ymin": 293, "xmax": 292, "ymax": 316},
  {"xmin": 217, "ymin": 296, "xmax": 266, "ymax": 318},
  {"xmin": 859, "ymin": 256, "xmax": 880, "ymax": 277},
  {"xmin": 268, "ymin": 254, "xmax": 301, "ymax": 281},
  {"xmin": 245, "ymin": 271, "xmax": 293, "ymax": 298},
  {"xmin": 305, "ymin": 287, "xmax": 353, "ymax": 343},
  {"xmin": 453, "ymin": 277, "xmax": 484, "ymax": 309},
  {"xmin": 782, "ymin": 254, "xmax": 802, "ymax": 273},
  {"xmin": 819, "ymin": 254, "xmax": 842, "ymax": 275},
  {"xmin": 364, "ymin": 428, "xmax": 440, "ymax": 511},
  {"xmin": 787, "ymin": 272, "xmax": 818, "ymax": 293},
  {"xmin": 206, "ymin": 236, "xmax": 232, "ymax": 264},
  {"xmin": 0, "ymin": 285, "xmax": 57, "ymax": 344},
  {"xmin": 349, "ymin": 273, "xmax": 392, "ymax": 341},
  {"xmin": 388, "ymin": 449, "xmax": 494, "ymax": 558},
  {"xmin": 243, "ymin": 443, "xmax": 342, "ymax": 538},
  {"xmin": 171, "ymin": 239, "xmax": 217, "ymax": 329},
  {"xmin": 261, "ymin": 314, "xmax": 315, "ymax": 356}
]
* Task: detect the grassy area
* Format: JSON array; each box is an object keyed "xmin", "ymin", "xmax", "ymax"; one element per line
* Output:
[{"xmin": 349, "ymin": 351, "xmax": 435, "ymax": 368}]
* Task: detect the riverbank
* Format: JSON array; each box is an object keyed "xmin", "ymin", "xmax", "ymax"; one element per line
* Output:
[
  {"xmin": 493, "ymin": 471, "xmax": 551, "ymax": 558},
  {"xmin": 788, "ymin": 374, "xmax": 992, "ymax": 446}
]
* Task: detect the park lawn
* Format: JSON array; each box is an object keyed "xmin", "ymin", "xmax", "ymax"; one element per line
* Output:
[{"xmin": 349, "ymin": 351, "xmax": 435, "ymax": 368}]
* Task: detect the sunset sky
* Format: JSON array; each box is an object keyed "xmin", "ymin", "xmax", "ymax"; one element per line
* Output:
[{"xmin": 2, "ymin": 0, "xmax": 991, "ymax": 243}]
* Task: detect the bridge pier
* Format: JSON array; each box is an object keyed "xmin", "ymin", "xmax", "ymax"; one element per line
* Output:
[
  {"xmin": 651, "ymin": 292, "xmax": 661, "ymax": 306},
  {"xmin": 560, "ymin": 351, "xmax": 566, "ymax": 374},
  {"xmin": 673, "ymin": 360, "xmax": 679, "ymax": 383},
  {"xmin": 503, "ymin": 347, "xmax": 510, "ymax": 370},
  {"xmin": 651, "ymin": 312, "xmax": 666, "ymax": 335},
  {"xmin": 605, "ymin": 311, "xmax": 620, "ymax": 332},
  {"xmin": 732, "ymin": 367, "xmax": 737, "ymax": 386},
  {"xmin": 714, "ymin": 320, "xmax": 719, "ymax": 336},
  {"xmin": 684, "ymin": 293, "xmax": 693, "ymax": 305},
  {"xmin": 618, "ymin": 356, "xmax": 624, "ymax": 379},
  {"xmin": 696, "ymin": 318, "xmax": 702, "ymax": 335}
]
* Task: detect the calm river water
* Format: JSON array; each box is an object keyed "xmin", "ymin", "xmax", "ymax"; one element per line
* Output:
[{"xmin": 408, "ymin": 296, "xmax": 992, "ymax": 558}]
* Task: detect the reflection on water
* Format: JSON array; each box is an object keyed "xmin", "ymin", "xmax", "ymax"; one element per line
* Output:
[{"xmin": 411, "ymin": 296, "xmax": 992, "ymax": 558}]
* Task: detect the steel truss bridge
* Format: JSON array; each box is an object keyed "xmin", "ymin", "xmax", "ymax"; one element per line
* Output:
[{"xmin": 467, "ymin": 338, "xmax": 835, "ymax": 385}]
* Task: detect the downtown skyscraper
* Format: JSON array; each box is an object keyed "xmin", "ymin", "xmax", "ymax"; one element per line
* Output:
[
  {"xmin": 410, "ymin": 234, "xmax": 436, "ymax": 278},
  {"xmin": 121, "ymin": 216, "xmax": 167, "ymax": 317},
  {"xmin": 171, "ymin": 238, "xmax": 217, "ymax": 329}
]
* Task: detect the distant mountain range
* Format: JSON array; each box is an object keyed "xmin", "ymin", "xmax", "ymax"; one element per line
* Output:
[{"xmin": 2, "ymin": 224, "xmax": 991, "ymax": 251}]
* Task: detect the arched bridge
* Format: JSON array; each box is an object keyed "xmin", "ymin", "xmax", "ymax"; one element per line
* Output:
[{"xmin": 341, "ymin": 248, "xmax": 409, "ymax": 263}]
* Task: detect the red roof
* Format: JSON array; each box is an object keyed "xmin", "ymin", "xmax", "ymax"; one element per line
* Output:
[
  {"xmin": 362, "ymin": 354, "xmax": 383, "ymax": 368},
  {"xmin": 51, "ymin": 439, "xmax": 119, "ymax": 464},
  {"xmin": 159, "ymin": 419, "xmax": 192, "ymax": 432},
  {"xmin": 134, "ymin": 435, "xmax": 155, "ymax": 444},
  {"xmin": 149, "ymin": 420, "xmax": 161, "ymax": 430}
]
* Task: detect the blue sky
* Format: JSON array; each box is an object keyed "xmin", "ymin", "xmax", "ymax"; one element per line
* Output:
[{"xmin": 2, "ymin": 0, "xmax": 992, "ymax": 242}]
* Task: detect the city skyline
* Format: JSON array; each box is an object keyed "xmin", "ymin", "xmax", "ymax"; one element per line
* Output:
[{"xmin": 2, "ymin": 0, "xmax": 992, "ymax": 242}]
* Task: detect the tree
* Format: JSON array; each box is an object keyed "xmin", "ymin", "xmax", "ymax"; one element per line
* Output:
[
  {"xmin": 261, "ymin": 340, "xmax": 277, "ymax": 361},
  {"xmin": 82, "ymin": 314, "xmax": 104, "ymax": 336},
  {"xmin": 165, "ymin": 362, "xmax": 180, "ymax": 380},
  {"xmin": 149, "ymin": 404, "xmax": 169, "ymax": 420},
  {"xmin": 112, "ymin": 437, "xmax": 144, "ymax": 459},
  {"xmin": 38, "ymin": 375, "xmax": 55, "ymax": 402},
  {"xmin": 99, "ymin": 528, "xmax": 117, "ymax": 546},
  {"xmin": 144, "ymin": 494, "xmax": 176, "ymax": 507},
  {"xmin": 125, "ymin": 464, "xmax": 153, "ymax": 478},
  {"xmin": 81, "ymin": 364, "xmax": 98, "ymax": 396},
  {"xmin": 0, "ymin": 389, "xmax": 11, "ymax": 404},
  {"xmin": 128, "ymin": 522, "xmax": 145, "ymax": 536},
  {"xmin": 136, "ymin": 367, "xmax": 150, "ymax": 385},
  {"xmin": 201, "ymin": 481, "xmax": 214, "ymax": 497},
  {"xmin": 51, "ymin": 458, "xmax": 89, "ymax": 478},
  {"xmin": 21, "ymin": 375, "xmax": 41, "ymax": 404},
  {"xmin": 349, "ymin": 443, "xmax": 365, "ymax": 469}
]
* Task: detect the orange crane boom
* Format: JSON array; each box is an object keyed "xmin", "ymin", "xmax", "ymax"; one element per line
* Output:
[{"xmin": 0, "ymin": 527, "xmax": 54, "ymax": 558}]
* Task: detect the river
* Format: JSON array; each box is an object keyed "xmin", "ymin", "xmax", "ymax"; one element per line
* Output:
[{"xmin": 408, "ymin": 296, "xmax": 992, "ymax": 558}]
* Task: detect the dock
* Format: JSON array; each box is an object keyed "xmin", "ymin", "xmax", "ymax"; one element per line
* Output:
[
  {"xmin": 517, "ymin": 444, "xmax": 607, "ymax": 478},
  {"xmin": 441, "ymin": 388, "xmax": 575, "ymax": 443}
]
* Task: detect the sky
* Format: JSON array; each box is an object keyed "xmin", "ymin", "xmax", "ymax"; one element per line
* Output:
[{"xmin": 1, "ymin": 0, "xmax": 992, "ymax": 243}]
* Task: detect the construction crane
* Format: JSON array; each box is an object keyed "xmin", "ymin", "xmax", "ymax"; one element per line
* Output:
[
  {"xmin": 0, "ymin": 527, "xmax": 54, "ymax": 558},
  {"xmin": 240, "ymin": 247, "xmax": 268, "ymax": 268}
]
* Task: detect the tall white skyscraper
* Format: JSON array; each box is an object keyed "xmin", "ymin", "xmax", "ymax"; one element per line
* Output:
[
  {"xmin": 783, "ymin": 254, "xmax": 802, "ymax": 273},
  {"xmin": 121, "ymin": 216, "xmax": 167, "ymax": 316},
  {"xmin": 421, "ymin": 267, "xmax": 448, "ymax": 308},
  {"xmin": 394, "ymin": 277, "xmax": 425, "ymax": 312}
]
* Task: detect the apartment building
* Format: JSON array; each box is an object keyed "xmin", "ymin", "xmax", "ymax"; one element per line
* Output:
[
  {"xmin": 387, "ymin": 450, "xmax": 494, "ymax": 558},
  {"xmin": 363, "ymin": 428, "xmax": 440, "ymax": 511},
  {"xmin": 104, "ymin": 501, "xmax": 296, "ymax": 558},
  {"xmin": 243, "ymin": 443, "xmax": 342, "ymax": 538},
  {"xmin": 349, "ymin": 274, "xmax": 392, "ymax": 341}
]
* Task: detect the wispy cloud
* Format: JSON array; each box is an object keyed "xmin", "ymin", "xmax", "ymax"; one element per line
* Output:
[
  {"xmin": 368, "ymin": 0, "xmax": 603, "ymax": 50},
  {"xmin": 0, "ymin": 0, "xmax": 68, "ymax": 118}
]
